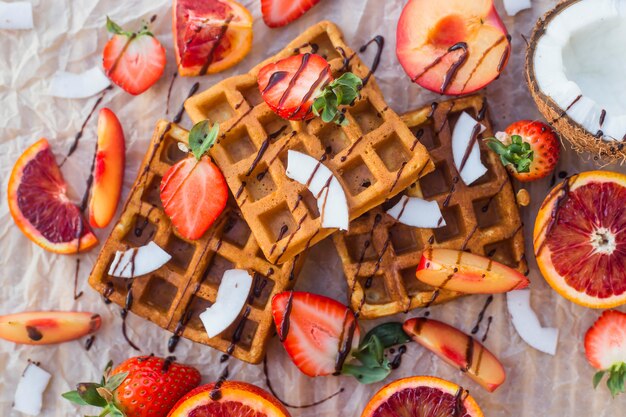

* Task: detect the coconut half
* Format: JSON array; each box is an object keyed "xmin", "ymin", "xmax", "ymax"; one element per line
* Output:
[{"xmin": 527, "ymin": 0, "xmax": 626, "ymax": 163}]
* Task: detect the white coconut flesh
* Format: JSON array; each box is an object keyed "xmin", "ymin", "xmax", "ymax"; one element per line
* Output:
[
  {"xmin": 386, "ymin": 195, "xmax": 446, "ymax": 229},
  {"xmin": 532, "ymin": 0, "xmax": 626, "ymax": 141},
  {"xmin": 108, "ymin": 241, "xmax": 172, "ymax": 279},
  {"xmin": 0, "ymin": 1, "xmax": 34, "ymax": 30},
  {"xmin": 507, "ymin": 290, "xmax": 559, "ymax": 355},
  {"xmin": 451, "ymin": 112, "xmax": 487, "ymax": 185},
  {"xmin": 14, "ymin": 363, "xmax": 52, "ymax": 415},
  {"xmin": 49, "ymin": 67, "xmax": 111, "ymax": 99},
  {"xmin": 503, "ymin": 0, "xmax": 532, "ymax": 16}
]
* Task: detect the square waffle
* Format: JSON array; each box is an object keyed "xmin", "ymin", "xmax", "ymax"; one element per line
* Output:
[
  {"xmin": 185, "ymin": 21, "xmax": 433, "ymax": 264},
  {"xmin": 88, "ymin": 120, "xmax": 303, "ymax": 364},
  {"xmin": 333, "ymin": 95, "xmax": 528, "ymax": 319}
]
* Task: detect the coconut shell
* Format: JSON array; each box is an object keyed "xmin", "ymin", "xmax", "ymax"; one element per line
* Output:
[{"xmin": 525, "ymin": 0, "xmax": 626, "ymax": 165}]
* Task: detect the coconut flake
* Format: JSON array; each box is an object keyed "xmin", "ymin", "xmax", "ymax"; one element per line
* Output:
[
  {"xmin": 386, "ymin": 195, "xmax": 446, "ymax": 229},
  {"xmin": 502, "ymin": 0, "xmax": 531, "ymax": 16},
  {"xmin": 452, "ymin": 112, "xmax": 487, "ymax": 185},
  {"xmin": 48, "ymin": 67, "xmax": 111, "ymax": 99},
  {"xmin": 286, "ymin": 150, "xmax": 349, "ymax": 231},
  {"xmin": 14, "ymin": 362, "xmax": 51, "ymax": 415},
  {"xmin": 199, "ymin": 269, "xmax": 252, "ymax": 338},
  {"xmin": 108, "ymin": 241, "xmax": 172, "ymax": 278},
  {"xmin": 507, "ymin": 290, "xmax": 558, "ymax": 355},
  {"xmin": 0, "ymin": 1, "xmax": 33, "ymax": 30}
]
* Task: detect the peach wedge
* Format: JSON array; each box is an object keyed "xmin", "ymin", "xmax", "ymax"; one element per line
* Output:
[
  {"xmin": 88, "ymin": 108, "xmax": 125, "ymax": 229},
  {"xmin": 403, "ymin": 317, "xmax": 505, "ymax": 392},
  {"xmin": 0, "ymin": 311, "xmax": 101, "ymax": 345},
  {"xmin": 416, "ymin": 248, "xmax": 529, "ymax": 294},
  {"xmin": 397, "ymin": 0, "xmax": 511, "ymax": 95}
]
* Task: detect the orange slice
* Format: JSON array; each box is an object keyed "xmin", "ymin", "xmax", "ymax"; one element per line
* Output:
[
  {"xmin": 534, "ymin": 170, "xmax": 626, "ymax": 308},
  {"xmin": 8, "ymin": 139, "xmax": 97, "ymax": 254},
  {"xmin": 168, "ymin": 381, "xmax": 291, "ymax": 417},
  {"xmin": 360, "ymin": 376, "xmax": 483, "ymax": 417},
  {"xmin": 173, "ymin": 0, "xmax": 253, "ymax": 76}
]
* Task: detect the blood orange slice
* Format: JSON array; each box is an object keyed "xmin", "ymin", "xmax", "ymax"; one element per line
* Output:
[
  {"xmin": 173, "ymin": 0, "xmax": 253, "ymax": 76},
  {"xmin": 360, "ymin": 376, "xmax": 483, "ymax": 417},
  {"xmin": 8, "ymin": 139, "xmax": 97, "ymax": 254},
  {"xmin": 167, "ymin": 381, "xmax": 291, "ymax": 417},
  {"xmin": 534, "ymin": 171, "xmax": 626, "ymax": 308}
]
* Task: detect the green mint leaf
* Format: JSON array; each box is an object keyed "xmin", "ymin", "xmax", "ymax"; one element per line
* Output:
[
  {"xmin": 334, "ymin": 73, "xmax": 362, "ymax": 90},
  {"xmin": 361, "ymin": 322, "xmax": 411, "ymax": 349},
  {"xmin": 342, "ymin": 363, "xmax": 391, "ymax": 385},
  {"xmin": 76, "ymin": 383, "xmax": 107, "ymax": 407},
  {"xmin": 593, "ymin": 370, "xmax": 606, "ymax": 389},
  {"xmin": 332, "ymin": 87, "xmax": 343, "ymax": 105},
  {"xmin": 189, "ymin": 120, "xmax": 219, "ymax": 160},
  {"xmin": 105, "ymin": 372, "xmax": 128, "ymax": 391},
  {"xmin": 62, "ymin": 390, "xmax": 89, "ymax": 406},
  {"xmin": 321, "ymin": 100, "xmax": 338, "ymax": 124},
  {"xmin": 106, "ymin": 17, "xmax": 125, "ymax": 35}
]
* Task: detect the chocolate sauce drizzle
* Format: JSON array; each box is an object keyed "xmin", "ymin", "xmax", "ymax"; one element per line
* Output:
[
  {"xmin": 551, "ymin": 94, "xmax": 582, "ymax": 124},
  {"xmin": 411, "ymin": 42, "xmax": 468, "ymax": 94},
  {"xmin": 336, "ymin": 47, "xmax": 356, "ymax": 73},
  {"xmin": 200, "ymin": 15, "xmax": 234, "ymax": 76},
  {"xmin": 73, "ymin": 259, "xmax": 84, "ymax": 300},
  {"xmin": 461, "ymin": 35, "xmax": 509, "ymax": 92},
  {"xmin": 389, "ymin": 345, "xmax": 407, "ymax": 369},
  {"xmin": 481, "ymin": 316, "xmax": 493, "ymax": 342},
  {"xmin": 165, "ymin": 72, "xmax": 178, "ymax": 114},
  {"xmin": 121, "ymin": 279, "xmax": 140, "ymax": 351},
  {"xmin": 173, "ymin": 82, "xmax": 200, "ymax": 124},
  {"xmin": 359, "ymin": 35, "xmax": 384, "ymax": 87},
  {"xmin": 458, "ymin": 123, "xmax": 483, "ymax": 173},
  {"xmin": 471, "ymin": 295, "xmax": 493, "ymax": 335},
  {"xmin": 84, "ymin": 335, "xmax": 95, "ymax": 351}
]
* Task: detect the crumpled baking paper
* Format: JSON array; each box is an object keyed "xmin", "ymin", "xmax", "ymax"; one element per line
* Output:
[{"xmin": 1, "ymin": 0, "xmax": 625, "ymax": 416}]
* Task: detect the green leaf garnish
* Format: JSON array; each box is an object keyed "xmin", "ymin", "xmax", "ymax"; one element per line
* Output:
[
  {"xmin": 61, "ymin": 390, "xmax": 89, "ymax": 406},
  {"xmin": 486, "ymin": 134, "xmax": 534, "ymax": 174},
  {"xmin": 105, "ymin": 372, "xmax": 128, "ymax": 391},
  {"xmin": 312, "ymin": 72, "xmax": 363, "ymax": 125},
  {"xmin": 76, "ymin": 383, "xmax": 108, "ymax": 407},
  {"xmin": 595, "ymin": 363, "xmax": 626, "ymax": 397},
  {"xmin": 189, "ymin": 120, "xmax": 220, "ymax": 161},
  {"xmin": 362, "ymin": 322, "xmax": 411, "ymax": 347},
  {"xmin": 106, "ymin": 16, "xmax": 153, "ymax": 38},
  {"xmin": 342, "ymin": 363, "xmax": 391, "ymax": 385}
]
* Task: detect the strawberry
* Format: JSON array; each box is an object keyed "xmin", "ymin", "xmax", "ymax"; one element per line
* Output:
[
  {"xmin": 584, "ymin": 310, "xmax": 626, "ymax": 397},
  {"xmin": 103, "ymin": 17, "xmax": 166, "ymax": 95},
  {"xmin": 485, "ymin": 120, "xmax": 560, "ymax": 182},
  {"xmin": 257, "ymin": 53, "xmax": 362, "ymax": 125},
  {"xmin": 261, "ymin": 0, "xmax": 321, "ymax": 28},
  {"xmin": 62, "ymin": 356, "xmax": 201, "ymax": 417},
  {"xmin": 160, "ymin": 121, "xmax": 228, "ymax": 240}
]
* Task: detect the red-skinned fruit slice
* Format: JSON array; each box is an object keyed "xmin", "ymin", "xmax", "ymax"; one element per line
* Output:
[
  {"xmin": 403, "ymin": 317, "xmax": 506, "ymax": 392},
  {"xmin": 7, "ymin": 139, "xmax": 98, "ymax": 254},
  {"xmin": 103, "ymin": 17, "xmax": 166, "ymax": 95},
  {"xmin": 0, "ymin": 311, "xmax": 101, "ymax": 345},
  {"xmin": 261, "ymin": 0, "xmax": 321, "ymax": 28},
  {"xmin": 397, "ymin": 0, "xmax": 510, "ymax": 95},
  {"xmin": 88, "ymin": 108, "xmax": 125, "ymax": 229},
  {"xmin": 584, "ymin": 310, "xmax": 626, "ymax": 397},
  {"xmin": 416, "ymin": 248, "xmax": 529, "ymax": 294},
  {"xmin": 173, "ymin": 0, "xmax": 253, "ymax": 76},
  {"xmin": 360, "ymin": 376, "xmax": 484, "ymax": 417},
  {"xmin": 160, "ymin": 121, "xmax": 228, "ymax": 240},
  {"xmin": 271, "ymin": 291, "xmax": 360, "ymax": 377}
]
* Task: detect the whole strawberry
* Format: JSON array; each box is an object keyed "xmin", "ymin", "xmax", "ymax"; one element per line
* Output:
[
  {"xmin": 486, "ymin": 120, "xmax": 560, "ymax": 182},
  {"xmin": 584, "ymin": 310, "xmax": 626, "ymax": 397},
  {"xmin": 63, "ymin": 356, "xmax": 201, "ymax": 417}
]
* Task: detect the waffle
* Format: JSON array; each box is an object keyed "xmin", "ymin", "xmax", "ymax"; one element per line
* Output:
[
  {"xmin": 88, "ymin": 121, "xmax": 303, "ymax": 364},
  {"xmin": 185, "ymin": 21, "xmax": 433, "ymax": 264},
  {"xmin": 333, "ymin": 95, "xmax": 527, "ymax": 319}
]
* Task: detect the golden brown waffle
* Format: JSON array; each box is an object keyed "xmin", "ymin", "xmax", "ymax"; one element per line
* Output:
[
  {"xmin": 333, "ymin": 95, "xmax": 527, "ymax": 319},
  {"xmin": 88, "ymin": 121, "xmax": 303, "ymax": 364},
  {"xmin": 185, "ymin": 21, "xmax": 433, "ymax": 264}
]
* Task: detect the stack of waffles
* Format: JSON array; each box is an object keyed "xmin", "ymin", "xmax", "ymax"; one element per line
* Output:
[{"xmin": 89, "ymin": 21, "xmax": 526, "ymax": 363}]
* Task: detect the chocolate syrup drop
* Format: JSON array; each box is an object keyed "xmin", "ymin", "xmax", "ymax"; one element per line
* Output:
[
  {"xmin": 73, "ymin": 258, "xmax": 84, "ymax": 300},
  {"xmin": 389, "ymin": 345, "xmax": 407, "ymax": 369},
  {"xmin": 84, "ymin": 335, "xmax": 95, "ymax": 351},
  {"xmin": 26, "ymin": 326, "xmax": 43, "ymax": 341},
  {"xmin": 165, "ymin": 72, "xmax": 178, "ymax": 114},
  {"xmin": 471, "ymin": 295, "xmax": 493, "ymax": 335},
  {"xmin": 173, "ymin": 82, "xmax": 200, "ymax": 124}
]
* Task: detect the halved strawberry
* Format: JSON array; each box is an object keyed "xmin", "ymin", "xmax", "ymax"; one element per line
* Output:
[
  {"xmin": 103, "ymin": 17, "xmax": 166, "ymax": 95},
  {"xmin": 585, "ymin": 310, "xmax": 626, "ymax": 397},
  {"xmin": 160, "ymin": 121, "xmax": 228, "ymax": 240},
  {"xmin": 486, "ymin": 120, "xmax": 560, "ymax": 182},
  {"xmin": 271, "ymin": 291, "xmax": 360, "ymax": 377},
  {"xmin": 257, "ymin": 53, "xmax": 362, "ymax": 125},
  {"xmin": 261, "ymin": 0, "xmax": 321, "ymax": 28}
]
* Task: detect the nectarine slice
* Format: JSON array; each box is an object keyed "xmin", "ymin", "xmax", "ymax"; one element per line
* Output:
[
  {"xmin": 416, "ymin": 248, "xmax": 529, "ymax": 294},
  {"xmin": 0, "ymin": 311, "xmax": 101, "ymax": 345},
  {"xmin": 397, "ymin": 0, "xmax": 511, "ymax": 95},
  {"xmin": 403, "ymin": 317, "xmax": 506, "ymax": 392},
  {"xmin": 88, "ymin": 108, "xmax": 125, "ymax": 229}
]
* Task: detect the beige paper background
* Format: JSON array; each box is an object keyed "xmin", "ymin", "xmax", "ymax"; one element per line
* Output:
[{"xmin": 1, "ymin": 0, "xmax": 624, "ymax": 415}]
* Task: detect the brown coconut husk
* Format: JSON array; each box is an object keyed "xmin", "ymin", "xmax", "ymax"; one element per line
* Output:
[{"xmin": 525, "ymin": 0, "xmax": 626, "ymax": 165}]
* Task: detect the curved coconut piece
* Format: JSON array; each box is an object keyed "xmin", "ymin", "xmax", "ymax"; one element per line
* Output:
[
  {"xmin": 14, "ymin": 362, "xmax": 51, "ymax": 415},
  {"xmin": 452, "ymin": 112, "xmax": 487, "ymax": 185},
  {"xmin": 0, "ymin": 1, "xmax": 33, "ymax": 30},
  {"xmin": 507, "ymin": 290, "xmax": 558, "ymax": 355},
  {"xmin": 386, "ymin": 195, "xmax": 445, "ymax": 228},
  {"xmin": 526, "ymin": 0, "xmax": 626, "ymax": 163},
  {"xmin": 49, "ymin": 67, "xmax": 111, "ymax": 99},
  {"xmin": 108, "ymin": 241, "xmax": 172, "ymax": 278},
  {"xmin": 199, "ymin": 269, "xmax": 252, "ymax": 338},
  {"xmin": 286, "ymin": 150, "xmax": 349, "ymax": 230}
]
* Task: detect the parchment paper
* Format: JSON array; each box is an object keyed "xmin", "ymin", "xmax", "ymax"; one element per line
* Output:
[{"xmin": 1, "ymin": 0, "xmax": 624, "ymax": 416}]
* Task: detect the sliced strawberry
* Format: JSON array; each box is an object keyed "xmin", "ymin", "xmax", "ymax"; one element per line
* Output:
[
  {"xmin": 486, "ymin": 120, "xmax": 560, "ymax": 182},
  {"xmin": 261, "ymin": 0, "xmax": 321, "ymax": 28},
  {"xmin": 258, "ymin": 53, "xmax": 361, "ymax": 125},
  {"xmin": 160, "ymin": 121, "xmax": 227, "ymax": 240},
  {"xmin": 271, "ymin": 291, "xmax": 360, "ymax": 377},
  {"xmin": 102, "ymin": 17, "xmax": 166, "ymax": 95},
  {"xmin": 585, "ymin": 310, "xmax": 626, "ymax": 397}
]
